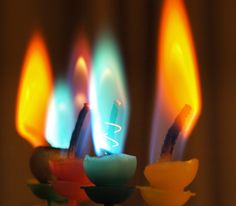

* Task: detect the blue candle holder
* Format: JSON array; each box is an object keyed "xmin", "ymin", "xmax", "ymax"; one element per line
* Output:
[{"xmin": 82, "ymin": 153, "xmax": 136, "ymax": 206}]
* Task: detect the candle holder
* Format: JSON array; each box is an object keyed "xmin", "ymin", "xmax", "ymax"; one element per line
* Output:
[
  {"xmin": 50, "ymin": 158, "xmax": 92, "ymax": 206},
  {"xmin": 30, "ymin": 146, "xmax": 67, "ymax": 183},
  {"xmin": 82, "ymin": 153, "xmax": 136, "ymax": 206},
  {"xmin": 82, "ymin": 186, "xmax": 134, "ymax": 206},
  {"xmin": 138, "ymin": 159, "xmax": 198, "ymax": 206},
  {"xmin": 138, "ymin": 106, "xmax": 199, "ymax": 206},
  {"xmin": 28, "ymin": 180, "xmax": 67, "ymax": 206},
  {"xmin": 28, "ymin": 146, "xmax": 68, "ymax": 206}
]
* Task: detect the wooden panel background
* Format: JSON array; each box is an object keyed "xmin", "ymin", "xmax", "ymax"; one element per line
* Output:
[{"xmin": 1, "ymin": 0, "xmax": 236, "ymax": 205}]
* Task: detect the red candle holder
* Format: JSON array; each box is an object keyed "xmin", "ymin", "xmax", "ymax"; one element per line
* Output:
[{"xmin": 49, "ymin": 158, "xmax": 92, "ymax": 206}]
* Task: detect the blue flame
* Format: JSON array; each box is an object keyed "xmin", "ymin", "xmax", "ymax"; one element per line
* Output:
[
  {"xmin": 45, "ymin": 80, "xmax": 75, "ymax": 148},
  {"xmin": 90, "ymin": 32, "xmax": 129, "ymax": 156}
]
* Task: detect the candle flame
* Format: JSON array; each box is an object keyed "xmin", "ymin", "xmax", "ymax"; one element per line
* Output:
[
  {"xmin": 45, "ymin": 80, "xmax": 75, "ymax": 148},
  {"xmin": 150, "ymin": 0, "xmax": 202, "ymax": 162},
  {"xmin": 90, "ymin": 32, "xmax": 129, "ymax": 155},
  {"xmin": 16, "ymin": 32, "xmax": 53, "ymax": 147},
  {"xmin": 68, "ymin": 34, "xmax": 91, "ymax": 113},
  {"xmin": 65, "ymin": 33, "xmax": 92, "ymax": 156}
]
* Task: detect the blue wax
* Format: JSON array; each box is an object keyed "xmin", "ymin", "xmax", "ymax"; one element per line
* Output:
[{"xmin": 83, "ymin": 153, "xmax": 137, "ymax": 186}]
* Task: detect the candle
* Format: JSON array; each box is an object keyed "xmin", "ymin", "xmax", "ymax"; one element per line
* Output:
[
  {"xmin": 83, "ymin": 153, "xmax": 136, "ymax": 186},
  {"xmin": 83, "ymin": 101, "xmax": 136, "ymax": 186},
  {"xmin": 15, "ymin": 32, "xmax": 68, "ymax": 205},
  {"xmin": 82, "ymin": 31, "xmax": 136, "ymax": 206},
  {"xmin": 82, "ymin": 100, "xmax": 136, "ymax": 206},
  {"xmin": 139, "ymin": 106, "xmax": 199, "ymax": 205},
  {"xmin": 50, "ymin": 103, "xmax": 92, "ymax": 206},
  {"xmin": 16, "ymin": 31, "xmax": 92, "ymax": 206},
  {"xmin": 138, "ymin": 0, "xmax": 201, "ymax": 205}
]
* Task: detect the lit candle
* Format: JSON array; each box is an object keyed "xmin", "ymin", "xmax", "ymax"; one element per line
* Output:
[
  {"xmin": 16, "ymin": 32, "xmax": 67, "ymax": 205},
  {"xmin": 139, "ymin": 106, "xmax": 199, "ymax": 205},
  {"xmin": 82, "ymin": 31, "xmax": 136, "ymax": 206},
  {"xmin": 16, "ymin": 32, "xmax": 92, "ymax": 206},
  {"xmin": 138, "ymin": 0, "xmax": 202, "ymax": 205},
  {"xmin": 84, "ymin": 100, "xmax": 136, "ymax": 187},
  {"xmin": 83, "ymin": 101, "xmax": 136, "ymax": 206},
  {"xmin": 50, "ymin": 103, "xmax": 92, "ymax": 206}
]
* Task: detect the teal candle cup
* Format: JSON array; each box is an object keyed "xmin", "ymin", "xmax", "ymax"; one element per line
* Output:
[{"xmin": 83, "ymin": 153, "xmax": 137, "ymax": 186}]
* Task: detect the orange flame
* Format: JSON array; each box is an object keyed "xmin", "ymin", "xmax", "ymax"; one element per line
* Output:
[
  {"xmin": 157, "ymin": 0, "xmax": 201, "ymax": 136},
  {"xmin": 16, "ymin": 33, "xmax": 53, "ymax": 147}
]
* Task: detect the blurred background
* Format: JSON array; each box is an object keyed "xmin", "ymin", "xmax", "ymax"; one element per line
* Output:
[{"xmin": 1, "ymin": 0, "xmax": 236, "ymax": 205}]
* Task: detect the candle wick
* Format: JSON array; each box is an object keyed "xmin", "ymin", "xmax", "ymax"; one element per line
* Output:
[
  {"xmin": 68, "ymin": 103, "xmax": 90, "ymax": 158},
  {"xmin": 100, "ymin": 148, "xmax": 112, "ymax": 156},
  {"xmin": 160, "ymin": 104, "xmax": 192, "ymax": 160}
]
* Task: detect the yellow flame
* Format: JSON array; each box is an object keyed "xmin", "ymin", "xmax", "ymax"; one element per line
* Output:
[
  {"xmin": 16, "ymin": 33, "xmax": 53, "ymax": 147},
  {"xmin": 158, "ymin": 0, "xmax": 201, "ymax": 136}
]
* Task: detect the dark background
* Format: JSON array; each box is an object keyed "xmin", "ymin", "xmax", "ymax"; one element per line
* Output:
[{"xmin": 1, "ymin": 0, "xmax": 236, "ymax": 205}]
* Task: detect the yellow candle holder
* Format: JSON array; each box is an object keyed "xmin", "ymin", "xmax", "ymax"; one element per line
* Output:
[{"xmin": 138, "ymin": 159, "xmax": 198, "ymax": 206}]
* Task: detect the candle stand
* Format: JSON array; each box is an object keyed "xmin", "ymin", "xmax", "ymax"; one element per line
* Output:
[
  {"xmin": 50, "ymin": 158, "xmax": 92, "ymax": 206},
  {"xmin": 28, "ymin": 181, "xmax": 67, "ymax": 206},
  {"xmin": 82, "ymin": 185, "xmax": 134, "ymax": 206},
  {"xmin": 82, "ymin": 153, "xmax": 136, "ymax": 206}
]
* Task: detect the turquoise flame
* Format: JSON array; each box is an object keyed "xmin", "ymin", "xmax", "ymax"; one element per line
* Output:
[
  {"xmin": 46, "ymin": 80, "xmax": 75, "ymax": 148},
  {"xmin": 90, "ymin": 32, "xmax": 129, "ymax": 156}
]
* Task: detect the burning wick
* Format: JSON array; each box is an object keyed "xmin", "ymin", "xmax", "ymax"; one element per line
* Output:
[
  {"xmin": 68, "ymin": 103, "xmax": 90, "ymax": 158},
  {"xmin": 160, "ymin": 104, "xmax": 192, "ymax": 160}
]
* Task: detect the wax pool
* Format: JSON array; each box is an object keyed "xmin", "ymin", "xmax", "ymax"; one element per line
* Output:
[{"xmin": 83, "ymin": 154, "xmax": 137, "ymax": 186}]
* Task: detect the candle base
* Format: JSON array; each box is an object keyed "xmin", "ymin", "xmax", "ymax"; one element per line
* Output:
[
  {"xmin": 27, "ymin": 180, "xmax": 67, "ymax": 205},
  {"xmin": 138, "ymin": 186, "xmax": 194, "ymax": 206},
  {"xmin": 82, "ymin": 186, "xmax": 135, "ymax": 206}
]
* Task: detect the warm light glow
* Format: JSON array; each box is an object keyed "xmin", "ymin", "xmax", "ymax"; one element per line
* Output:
[
  {"xmin": 150, "ymin": 0, "xmax": 201, "ymax": 162},
  {"xmin": 16, "ymin": 33, "xmax": 53, "ymax": 147},
  {"xmin": 90, "ymin": 32, "xmax": 129, "ymax": 155}
]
